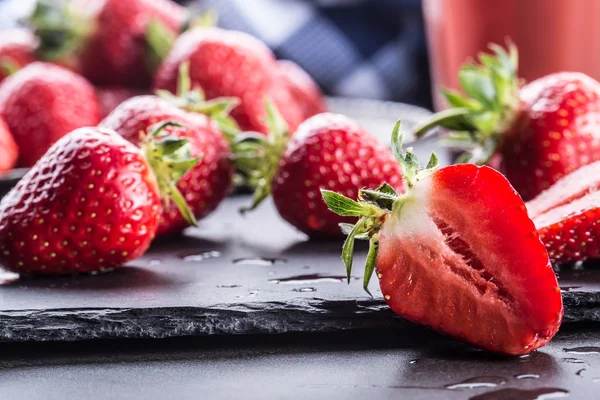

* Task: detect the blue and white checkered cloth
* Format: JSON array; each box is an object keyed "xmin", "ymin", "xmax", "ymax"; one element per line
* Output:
[
  {"xmin": 0, "ymin": 0, "xmax": 432, "ymax": 107},
  {"xmin": 185, "ymin": 0, "xmax": 431, "ymax": 107}
]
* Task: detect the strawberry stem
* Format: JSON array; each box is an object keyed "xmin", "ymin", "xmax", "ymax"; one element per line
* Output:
[{"xmin": 141, "ymin": 120, "xmax": 200, "ymax": 227}]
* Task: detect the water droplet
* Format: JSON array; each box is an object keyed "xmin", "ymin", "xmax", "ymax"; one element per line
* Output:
[
  {"xmin": 560, "ymin": 285, "xmax": 582, "ymax": 292},
  {"xmin": 292, "ymin": 287, "xmax": 316, "ymax": 293},
  {"xmin": 445, "ymin": 376, "xmax": 506, "ymax": 390},
  {"xmin": 148, "ymin": 259, "xmax": 162, "ymax": 266},
  {"xmin": 181, "ymin": 251, "xmax": 221, "ymax": 262},
  {"xmin": 562, "ymin": 357, "xmax": 588, "ymax": 365},
  {"xmin": 217, "ymin": 284, "xmax": 241, "ymax": 288},
  {"xmin": 593, "ymin": 377, "xmax": 600, "ymax": 383},
  {"xmin": 269, "ymin": 274, "xmax": 357, "ymax": 284},
  {"xmin": 564, "ymin": 346, "xmax": 600, "ymax": 355},
  {"xmin": 576, "ymin": 368, "xmax": 586, "ymax": 377},
  {"xmin": 233, "ymin": 257, "xmax": 286, "ymax": 266},
  {"xmin": 409, "ymin": 359, "xmax": 418, "ymax": 365},
  {"xmin": 515, "ymin": 374, "xmax": 540, "ymax": 380},
  {"xmin": 248, "ymin": 290, "xmax": 259, "ymax": 297},
  {"xmin": 0, "ymin": 270, "xmax": 18, "ymax": 284},
  {"xmin": 469, "ymin": 387, "xmax": 568, "ymax": 400}
]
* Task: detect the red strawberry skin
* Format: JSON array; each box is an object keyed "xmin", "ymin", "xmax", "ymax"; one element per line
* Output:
[
  {"xmin": 0, "ymin": 29, "xmax": 38, "ymax": 83},
  {"xmin": 501, "ymin": 72, "xmax": 600, "ymax": 201},
  {"xmin": 0, "ymin": 127, "xmax": 160, "ymax": 275},
  {"xmin": 96, "ymin": 86, "xmax": 147, "ymax": 118},
  {"xmin": 527, "ymin": 161, "xmax": 600, "ymax": 264},
  {"xmin": 100, "ymin": 95, "xmax": 233, "ymax": 236},
  {"xmin": 153, "ymin": 27, "xmax": 305, "ymax": 135},
  {"xmin": 0, "ymin": 62, "xmax": 101, "ymax": 167},
  {"xmin": 0, "ymin": 116, "xmax": 18, "ymax": 172},
  {"xmin": 277, "ymin": 60, "xmax": 326, "ymax": 119},
  {"xmin": 73, "ymin": 0, "xmax": 186, "ymax": 87},
  {"xmin": 377, "ymin": 164, "xmax": 562, "ymax": 355},
  {"xmin": 272, "ymin": 113, "xmax": 405, "ymax": 237}
]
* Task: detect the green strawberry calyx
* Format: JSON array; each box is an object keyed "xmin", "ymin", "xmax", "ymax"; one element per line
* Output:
[
  {"xmin": 141, "ymin": 120, "xmax": 201, "ymax": 227},
  {"xmin": 155, "ymin": 62, "xmax": 241, "ymax": 141},
  {"xmin": 413, "ymin": 41, "xmax": 521, "ymax": 165},
  {"xmin": 321, "ymin": 120, "xmax": 439, "ymax": 296},
  {"xmin": 236, "ymin": 99, "xmax": 290, "ymax": 213},
  {"xmin": 0, "ymin": 56, "xmax": 20, "ymax": 77},
  {"xmin": 27, "ymin": 0, "xmax": 93, "ymax": 63},
  {"xmin": 146, "ymin": 10, "xmax": 217, "ymax": 72}
]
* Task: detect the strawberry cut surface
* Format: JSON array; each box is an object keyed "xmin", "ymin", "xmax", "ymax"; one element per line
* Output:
[
  {"xmin": 377, "ymin": 165, "xmax": 562, "ymax": 355},
  {"xmin": 527, "ymin": 161, "xmax": 600, "ymax": 264}
]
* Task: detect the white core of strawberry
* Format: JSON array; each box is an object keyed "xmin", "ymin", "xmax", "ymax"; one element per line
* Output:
[{"xmin": 389, "ymin": 179, "xmax": 434, "ymax": 237}]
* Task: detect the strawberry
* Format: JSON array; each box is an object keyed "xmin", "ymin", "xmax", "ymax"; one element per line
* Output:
[
  {"xmin": 322, "ymin": 121, "xmax": 563, "ymax": 355},
  {"xmin": 100, "ymin": 67, "xmax": 235, "ymax": 236},
  {"xmin": 0, "ymin": 62, "xmax": 101, "ymax": 167},
  {"xmin": 277, "ymin": 60, "xmax": 327, "ymax": 119},
  {"xmin": 28, "ymin": 0, "xmax": 187, "ymax": 87},
  {"xmin": 239, "ymin": 104, "xmax": 405, "ymax": 238},
  {"xmin": 0, "ymin": 116, "xmax": 18, "ymax": 172},
  {"xmin": 153, "ymin": 27, "xmax": 305, "ymax": 135},
  {"xmin": 0, "ymin": 29, "xmax": 38, "ymax": 82},
  {"xmin": 527, "ymin": 161, "xmax": 600, "ymax": 265},
  {"xmin": 0, "ymin": 123, "xmax": 198, "ymax": 276},
  {"xmin": 414, "ymin": 43, "xmax": 600, "ymax": 201},
  {"xmin": 96, "ymin": 86, "xmax": 147, "ymax": 119}
]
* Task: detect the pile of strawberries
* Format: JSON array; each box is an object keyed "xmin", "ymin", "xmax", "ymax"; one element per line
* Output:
[{"xmin": 1, "ymin": 1, "xmax": 600, "ymax": 357}]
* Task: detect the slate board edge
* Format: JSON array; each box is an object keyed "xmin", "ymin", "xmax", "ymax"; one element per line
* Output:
[{"xmin": 1, "ymin": 294, "xmax": 598, "ymax": 343}]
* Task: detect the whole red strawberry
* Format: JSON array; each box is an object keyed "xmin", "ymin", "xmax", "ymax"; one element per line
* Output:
[
  {"xmin": 415, "ymin": 43, "xmax": 600, "ymax": 201},
  {"xmin": 277, "ymin": 60, "xmax": 327, "ymax": 120},
  {"xmin": 239, "ymin": 104, "xmax": 405, "ymax": 238},
  {"xmin": 0, "ymin": 116, "xmax": 18, "ymax": 172},
  {"xmin": 323, "ymin": 122, "xmax": 563, "ymax": 355},
  {"xmin": 96, "ymin": 86, "xmax": 147, "ymax": 118},
  {"xmin": 29, "ymin": 0, "xmax": 186, "ymax": 87},
  {"xmin": 153, "ymin": 27, "xmax": 305, "ymax": 135},
  {"xmin": 0, "ymin": 29, "xmax": 38, "ymax": 83},
  {"xmin": 0, "ymin": 123, "xmax": 198, "ymax": 276},
  {"xmin": 0, "ymin": 62, "xmax": 100, "ymax": 167},
  {"xmin": 100, "ymin": 94, "xmax": 234, "ymax": 236},
  {"xmin": 527, "ymin": 161, "xmax": 600, "ymax": 265}
]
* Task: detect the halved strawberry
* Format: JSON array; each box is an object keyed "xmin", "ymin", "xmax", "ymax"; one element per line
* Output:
[
  {"xmin": 527, "ymin": 161, "xmax": 600, "ymax": 264},
  {"xmin": 322, "ymin": 121, "xmax": 563, "ymax": 355}
]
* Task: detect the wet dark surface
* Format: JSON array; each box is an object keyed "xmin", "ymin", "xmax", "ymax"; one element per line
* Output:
[
  {"xmin": 1, "ymin": 195, "xmax": 600, "ymax": 343},
  {"xmin": 0, "ymin": 326, "xmax": 599, "ymax": 399}
]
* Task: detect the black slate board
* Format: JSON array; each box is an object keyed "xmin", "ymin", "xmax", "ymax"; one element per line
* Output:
[{"xmin": 1, "ymin": 194, "xmax": 599, "ymax": 343}]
